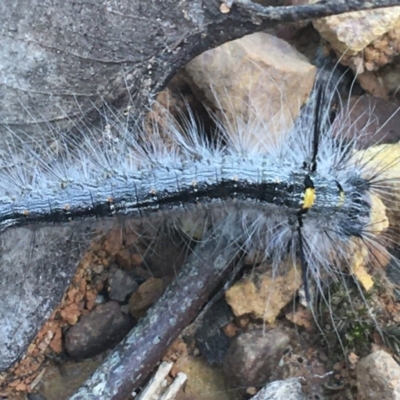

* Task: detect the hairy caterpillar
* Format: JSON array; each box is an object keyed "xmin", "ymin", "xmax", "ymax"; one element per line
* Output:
[
  {"xmin": 1, "ymin": 61, "xmax": 400, "ymax": 399},
  {"xmin": 0, "ymin": 71, "xmax": 395, "ymax": 280}
]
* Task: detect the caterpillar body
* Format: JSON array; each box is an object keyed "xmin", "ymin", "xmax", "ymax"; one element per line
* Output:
[{"xmin": 0, "ymin": 71, "xmax": 396, "ymax": 294}]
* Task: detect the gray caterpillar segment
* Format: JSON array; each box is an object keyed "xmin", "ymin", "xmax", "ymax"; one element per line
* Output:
[{"xmin": 0, "ymin": 156, "xmax": 371, "ymax": 238}]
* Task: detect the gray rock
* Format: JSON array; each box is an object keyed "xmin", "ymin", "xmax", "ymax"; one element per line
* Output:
[
  {"xmin": 357, "ymin": 350, "xmax": 400, "ymax": 400},
  {"xmin": 223, "ymin": 328, "xmax": 290, "ymax": 388},
  {"xmin": 108, "ymin": 266, "xmax": 138, "ymax": 302},
  {"xmin": 0, "ymin": 222, "xmax": 98, "ymax": 371},
  {"xmin": 250, "ymin": 378, "xmax": 306, "ymax": 400}
]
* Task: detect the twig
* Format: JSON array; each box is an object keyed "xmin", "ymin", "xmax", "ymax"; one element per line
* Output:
[
  {"xmin": 135, "ymin": 361, "xmax": 172, "ymax": 400},
  {"xmin": 160, "ymin": 372, "xmax": 187, "ymax": 400},
  {"xmin": 233, "ymin": 0, "xmax": 400, "ymax": 22}
]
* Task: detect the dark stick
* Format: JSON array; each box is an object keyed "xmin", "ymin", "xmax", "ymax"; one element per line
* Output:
[
  {"xmin": 68, "ymin": 224, "xmax": 241, "ymax": 400},
  {"xmin": 234, "ymin": 0, "xmax": 399, "ymax": 23}
]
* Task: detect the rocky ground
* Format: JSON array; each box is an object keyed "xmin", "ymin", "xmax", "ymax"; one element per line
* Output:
[{"xmin": 2, "ymin": 3, "xmax": 400, "ymax": 400}]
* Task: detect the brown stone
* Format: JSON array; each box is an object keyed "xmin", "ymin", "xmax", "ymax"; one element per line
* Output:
[
  {"xmin": 65, "ymin": 301, "xmax": 135, "ymax": 359},
  {"xmin": 357, "ymin": 350, "xmax": 400, "ymax": 400}
]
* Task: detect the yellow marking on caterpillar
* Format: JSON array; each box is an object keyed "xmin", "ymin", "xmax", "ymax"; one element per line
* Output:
[
  {"xmin": 302, "ymin": 187, "xmax": 315, "ymax": 210},
  {"xmin": 338, "ymin": 190, "xmax": 345, "ymax": 207}
]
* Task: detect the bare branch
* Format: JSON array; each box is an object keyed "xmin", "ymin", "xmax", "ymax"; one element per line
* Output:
[{"xmin": 234, "ymin": 0, "xmax": 399, "ymax": 22}]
